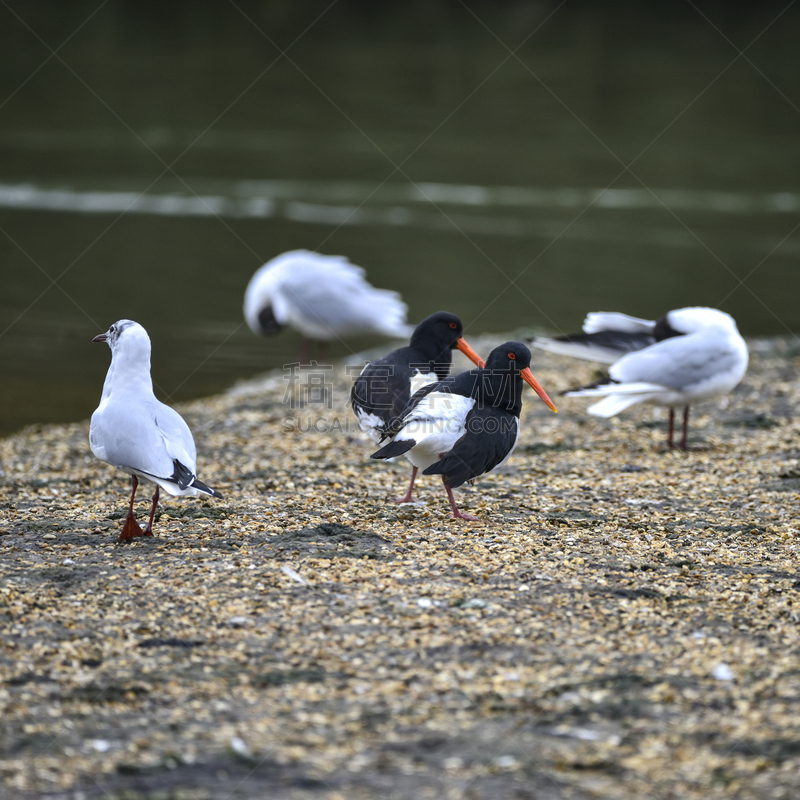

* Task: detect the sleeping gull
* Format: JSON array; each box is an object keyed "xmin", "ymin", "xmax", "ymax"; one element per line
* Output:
[
  {"xmin": 89, "ymin": 320, "xmax": 223, "ymax": 542},
  {"xmin": 533, "ymin": 307, "xmax": 748, "ymax": 449},
  {"xmin": 244, "ymin": 249, "xmax": 412, "ymax": 360}
]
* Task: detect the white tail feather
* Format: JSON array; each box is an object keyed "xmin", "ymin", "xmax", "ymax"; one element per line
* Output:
[
  {"xmin": 583, "ymin": 312, "xmax": 654, "ymax": 335},
  {"xmin": 567, "ymin": 381, "xmax": 665, "ymax": 417},
  {"xmin": 586, "ymin": 393, "xmax": 657, "ymax": 417}
]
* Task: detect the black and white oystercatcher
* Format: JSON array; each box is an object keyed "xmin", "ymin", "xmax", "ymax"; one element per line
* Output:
[
  {"xmin": 244, "ymin": 250, "xmax": 412, "ymax": 360},
  {"xmin": 533, "ymin": 307, "xmax": 748, "ymax": 449},
  {"xmin": 351, "ymin": 311, "xmax": 485, "ymax": 503},
  {"xmin": 89, "ymin": 320, "xmax": 223, "ymax": 543},
  {"xmin": 371, "ymin": 341, "xmax": 557, "ymax": 520}
]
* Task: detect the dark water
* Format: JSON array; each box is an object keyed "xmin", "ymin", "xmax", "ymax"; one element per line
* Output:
[{"xmin": 2, "ymin": 1, "xmax": 799, "ymax": 434}]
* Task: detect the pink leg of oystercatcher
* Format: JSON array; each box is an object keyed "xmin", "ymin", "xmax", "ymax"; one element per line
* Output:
[
  {"xmin": 443, "ymin": 479, "xmax": 479, "ymax": 522},
  {"xmin": 391, "ymin": 467, "xmax": 418, "ymax": 504}
]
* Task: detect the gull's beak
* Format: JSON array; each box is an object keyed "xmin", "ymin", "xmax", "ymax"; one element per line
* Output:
[
  {"xmin": 521, "ymin": 367, "xmax": 558, "ymax": 413},
  {"xmin": 455, "ymin": 338, "xmax": 485, "ymax": 368},
  {"xmin": 92, "ymin": 333, "xmax": 108, "ymax": 343}
]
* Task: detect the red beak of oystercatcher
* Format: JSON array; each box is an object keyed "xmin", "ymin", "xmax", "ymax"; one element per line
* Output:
[
  {"xmin": 521, "ymin": 367, "xmax": 558, "ymax": 413},
  {"xmin": 455, "ymin": 337, "xmax": 485, "ymax": 368}
]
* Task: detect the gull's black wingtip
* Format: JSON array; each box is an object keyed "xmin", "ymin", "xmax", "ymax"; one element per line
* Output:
[{"xmin": 192, "ymin": 477, "xmax": 223, "ymax": 499}]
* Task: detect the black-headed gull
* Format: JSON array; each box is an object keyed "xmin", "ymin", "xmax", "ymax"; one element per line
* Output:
[
  {"xmin": 351, "ymin": 311, "xmax": 485, "ymax": 503},
  {"xmin": 533, "ymin": 307, "xmax": 748, "ymax": 449},
  {"xmin": 371, "ymin": 342, "xmax": 557, "ymax": 520},
  {"xmin": 90, "ymin": 320, "xmax": 223, "ymax": 542},
  {"xmin": 244, "ymin": 249, "xmax": 412, "ymax": 360}
]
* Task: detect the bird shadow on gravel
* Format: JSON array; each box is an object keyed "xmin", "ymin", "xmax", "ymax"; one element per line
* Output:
[{"xmin": 254, "ymin": 522, "xmax": 393, "ymax": 561}]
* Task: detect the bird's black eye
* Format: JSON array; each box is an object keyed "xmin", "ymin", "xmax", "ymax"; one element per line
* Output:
[
  {"xmin": 449, "ymin": 322, "xmax": 458, "ymax": 329},
  {"xmin": 508, "ymin": 352, "xmax": 516, "ymax": 360}
]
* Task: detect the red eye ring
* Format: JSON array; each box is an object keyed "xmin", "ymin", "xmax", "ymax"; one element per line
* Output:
[
  {"xmin": 508, "ymin": 352, "xmax": 516, "ymax": 360},
  {"xmin": 449, "ymin": 322, "xmax": 458, "ymax": 329}
]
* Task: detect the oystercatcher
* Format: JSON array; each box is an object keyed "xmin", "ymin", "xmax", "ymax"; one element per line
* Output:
[
  {"xmin": 351, "ymin": 311, "xmax": 484, "ymax": 503},
  {"xmin": 533, "ymin": 307, "xmax": 748, "ymax": 449},
  {"xmin": 370, "ymin": 341, "xmax": 557, "ymax": 520},
  {"xmin": 90, "ymin": 320, "xmax": 223, "ymax": 542},
  {"xmin": 244, "ymin": 250, "xmax": 411, "ymax": 360}
]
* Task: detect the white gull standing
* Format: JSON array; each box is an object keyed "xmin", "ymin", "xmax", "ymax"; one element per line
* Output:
[
  {"xmin": 244, "ymin": 249, "xmax": 412, "ymax": 360},
  {"xmin": 533, "ymin": 307, "xmax": 749, "ymax": 449},
  {"xmin": 89, "ymin": 320, "xmax": 222, "ymax": 543}
]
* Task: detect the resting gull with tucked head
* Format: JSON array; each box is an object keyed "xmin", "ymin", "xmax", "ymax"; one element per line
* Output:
[
  {"xmin": 244, "ymin": 249, "xmax": 412, "ymax": 360},
  {"xmin": 533, "ymin": 307, "xmax": 749, "ymax": 449}
]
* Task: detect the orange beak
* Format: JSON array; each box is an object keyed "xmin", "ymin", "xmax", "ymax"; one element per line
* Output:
[
  {"xmin": 521, "ymin": 367, "xmax": 558, "ymax": 413},
  {"xmin": 455, "ymin": 337, "xmax": 485, "ymax": 368}
]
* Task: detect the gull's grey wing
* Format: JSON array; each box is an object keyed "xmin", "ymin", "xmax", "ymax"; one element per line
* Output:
[
  {"xmin": 276, "ymin": 259, "xmax": 408, "ymax": 338},
  {"xmin": 610, "ymin": 329, "xmax": 742, "ymax": 390},
  {"xmin": 152, "ymin": 402, "xmax": 197, "ymax": 470},
  {"xmin": 91, "ymin": 397, "xmax": 195, "ymax": 480}
]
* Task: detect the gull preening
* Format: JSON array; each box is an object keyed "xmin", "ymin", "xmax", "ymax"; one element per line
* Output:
[
  {"xmin": 533, "ymin": 307, "xmax": 749, "ymax": 449},
  {"xmin": 244, "ymin": 250, "xmax": 412, "ymax": 359},
  {"xmin": 351, "ymin": 311, "xmax": 485, "ymax": 503},
  {"xmin": 89, "ymin": 320, "xmax": 223, "ymax": 542},
  {"xmin": 371, "ymin": 342, "xmax": 557, "ymax": 520}
]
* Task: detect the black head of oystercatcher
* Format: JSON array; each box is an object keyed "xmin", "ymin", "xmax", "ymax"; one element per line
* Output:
[
  {"xmin": 532, "ymin": 307, "xmax": 748, "ymax": 449},
  {"xmin": 370, "ymin": 341, "xmax": 557, "ymax": 521},
  {"xmin": 351, "ymin": 311, "xmax": 484, "ymax": 502}
]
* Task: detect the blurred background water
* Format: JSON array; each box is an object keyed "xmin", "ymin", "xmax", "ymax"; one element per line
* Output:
[{"xmin": 1, "ymin": 0, "xmax": 799, "ymax": 434}]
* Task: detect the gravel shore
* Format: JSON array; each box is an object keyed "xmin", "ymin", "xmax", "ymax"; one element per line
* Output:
[{"xmin": 2, "ymin": 336, "xmax": 800, "ymax": 800}]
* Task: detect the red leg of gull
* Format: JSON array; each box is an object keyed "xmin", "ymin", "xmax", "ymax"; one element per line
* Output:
[
  {"xmin": 443, "ymin": 479, "xmax": 479, "ymax": 522},
  {"xmin": 143, "ymin": 485, "xmax": 159, "ymax": 536},
  {"xmin": 391, "ymin": 467, "xmax": 418, "ymax": 504},
  {"xmin": 667, "ymin": 408, "xmax": 676, "ymax": 449},
  {"xmin": 297, "ymin": 338, "xmax": 312, "ymax": 365},
  {"xmin": 119, "ymin": 476, "xmax": 145, "ymax": 543},
  {"xmin": 680, "ymin": 406, "xmax": 690, "ymax": 451}
]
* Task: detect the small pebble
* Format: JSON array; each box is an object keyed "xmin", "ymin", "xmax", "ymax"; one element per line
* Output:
[{"xmin": 712, "ymin": 663, "xmax": 735, "ymax": 682}]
